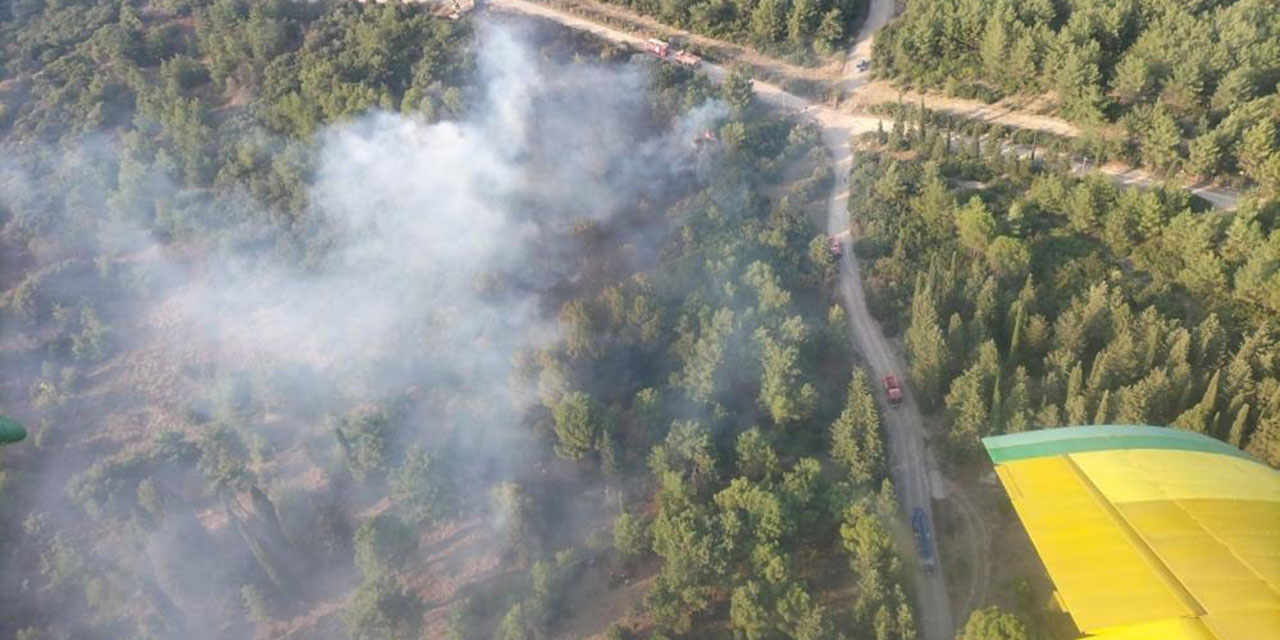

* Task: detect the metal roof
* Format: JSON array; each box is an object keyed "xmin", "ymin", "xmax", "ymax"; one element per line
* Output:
[{"xmin": 984, "ymin": 426, "xmax": 1280, "ymax": 640}]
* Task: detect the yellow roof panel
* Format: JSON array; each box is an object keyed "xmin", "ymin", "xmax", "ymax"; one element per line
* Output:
[
  {"xmin": 1180, "ymin": 499, "xmax": 1280, "ymax": 593},
  {"xmin": 995, "ymin": 457, "xmax": 1196, "ymax": 632},
  {"xmin": 1072, "ymin": 449, "xmax": 1280, "ymax": 505},
  {"xmin": 1117, "ymin": 500, "xmax": 1278, "ymax": 617},
  {"xmin": 1084, "ymin": 617, "xmax": 1216, "ymax": 640},
  {"xmin": 1201, "ymin": 609, "xmax": 1280, "ymax": 640},
  {"xmin": 987, "ymin": 427, "xmax": 1280, "ymax": 640}
]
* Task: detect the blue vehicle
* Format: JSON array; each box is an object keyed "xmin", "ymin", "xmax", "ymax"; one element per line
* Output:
[{"xmin": 911, "ymin": 507, "xmax": 936, "ymax": 574}]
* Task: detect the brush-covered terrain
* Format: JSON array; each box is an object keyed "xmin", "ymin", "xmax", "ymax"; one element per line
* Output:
[
  {"xmin": 873, "ymin": 0, "xmax": 1280, "ymax": 188},
  {"xmin": 845, "ymin": 116, "xmax": 1280, "ymax": 464}
]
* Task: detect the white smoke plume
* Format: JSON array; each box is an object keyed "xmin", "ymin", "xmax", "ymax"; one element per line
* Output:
[
  {"xmin": 188, "ymin": 21, "xmax": 724, "ymax": 397},
  {"xmin": 0, "ymin": 18, "xmax": 730, "ymax": 639}
]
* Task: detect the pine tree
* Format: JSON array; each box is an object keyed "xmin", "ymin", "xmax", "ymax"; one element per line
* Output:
[
  {"xmin": 876, "ymin": 479, "xmax": 898, "ymax": 518},
  {"xmin": 1186, "ymin": 130, "xmax": 1222, "ymax": 179},
  {"xmin": 787, "ymin": 0, "xmax": 819, "ymax": 46},
  {"xmin": 1005, "ymin": 367, "xmax": 1031, "ymax": 433},
  {"xmin": 831, "ymin": 370, "xmax": 886, "ymax": 484},
  {"xmin": 1116, "ymin": 369, "xmax": 1171, "ymax": 426},
  {"xmin": 979, "ymin": 19, "xmax": 1009, "ymax": 86},
  {"xmin": 1237, "ymin": 118, "xmax": 1276, "ymax": 181},
  {"xmin": 553, "ymin": 391, "xmax": 601, "ymax": 460},
  {"xmin": 1210, "ymin": 66, "xmax": 1259, "ymax": 113},
  {"xmin": 946, "ymin": 342, "xmax": 999, "ymax": 452},
  {"xmin": 955, "ymin": 196, "xmax": 996, "ymax": 254},
  {"xmin": 1111, "ymin": 54, "xmax": 1152, "ymax": 105},
  {"xmin": 1223, "ymin": 333, "xmax": 1264, "ymax": 425},
  {"xmin": 1085, "ymin": 352, "xmax": 1111, "ymax": 397},
  {"xmin": 730, "ymin": 581, "xmax": 771, "ymax": 640},
  {"xmin": 897, "ymin": 599, "xmax": 917, "ymax": 640},
  {"xmin": 721, "ymin": 67, "xmax": 756, "ymax": 115},
  {"xmin": 914, "ymin": 163, "xmax": 954, "ymax": 234},
  {"xmin": 750, "ymin": 0, "xmax": 789, "ymax": 45},
  {"xmin": 1246, "ymin": 416, "xmax": 1280, "ymax": 466},
  {"xmin": 1036, "ymin": 403, "xmax": 1062, "ymax": 428},
  {"xmin": 946, "ymin": 313, "xmax": 966, "ymax": 370},
  {"xmin": 1006, "ymin": 34, "xmax": 1038, "ymax": 92},
  {"xmin": 1065, "ymin": 362, "xmax": 1087, "ymax": 424},
  {"xmin": 814, "ymin": 9, "xmax": 845, "ymax": 55},
  {"xmin": 906, "ymin": 281, "xmax": 950, "ymax": 409},
  {"xmin": 1055, "ymin": 42, "xmax": 1106, "ymax": 123},
  {"xmin": 1173, "ymin": 369, "xmax": 1220, "ymax": 434},
  {"xmin": 737, "ymin": 428, "xmax": 781, "ymax": 482},
  {"xmin": 757, "ymin": 331, "xmax": 818, "ymax": 426},
  {"xmin": 1141, "ymin": 105, "xmax": 1182, "ymax": 175},
  {"xmin": 960, "ymin": 607, "xmax": 1029, "ymax": 640},
  {"xmin": 1065, "ymin": 393, "xmax": 1088, "ymax": 425},
  {"xmin": 614, "ymin": 510, "xmax": 648, "ymax": 559}
]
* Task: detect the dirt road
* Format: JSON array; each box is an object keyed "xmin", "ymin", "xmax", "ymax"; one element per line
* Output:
[
  {"xmin": 827, "ymin": 4, "xmax": 959, "ymax": 636},
  {"xmin": 491, "ymin": 0, "xmax": 1239, "ymax": 211},
  {"xmin": 823, "ymin": 129, "xmax": 956, "ymax": 640},
  {"xmin": 531, "ymin": 0, "xmax": 838, "ymax": 82},
  {"xmin": 839, "ymin": 0, "xmax": 893, "ymax": 93}
]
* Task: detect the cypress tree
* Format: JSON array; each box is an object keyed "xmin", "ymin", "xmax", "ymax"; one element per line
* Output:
[
  {"xmin": 1008, "ymin": 303, "xmax": 1025, "ymax": 364},
  {"xmin": 1093, "ymin": 389, "xmax": 1112, "ymax": 424},
  {"xmin": 1228, "ymin": 401, "xmax": 1249, "ymax": 448}
]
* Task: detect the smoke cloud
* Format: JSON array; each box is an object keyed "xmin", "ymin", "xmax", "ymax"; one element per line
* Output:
[
  {"xmin": 190, "ymin": 20, "xmax": 723, "ymax": 393},
  {"xmin": 1, "ymin": 18, "xmax": 728, "ymax": 639}
]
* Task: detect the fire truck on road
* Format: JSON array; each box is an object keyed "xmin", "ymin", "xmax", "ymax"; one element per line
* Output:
[
  {"xmin": 645, "ymin": 38, "xmax": 702, "ymax": 68},
  {"xmin": 882, "ymin": 374, "xmax": 903, "ymax": 407}
]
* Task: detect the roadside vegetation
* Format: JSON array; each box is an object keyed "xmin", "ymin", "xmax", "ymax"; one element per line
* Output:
[
  {"xmin": 873, "ymin": 0, "xmax": 1279, "ymax": 191},
  {"xmin": 596, "ymin": 0, "xmax": 867, "ymax": 64},
  {"xmin": 845, "ymin": 113, "xmax": 1280, "ymax": 467}
]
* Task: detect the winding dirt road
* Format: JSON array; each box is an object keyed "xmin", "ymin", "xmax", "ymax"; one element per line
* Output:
[
  {"xmin": 825, "ymin": 153, "xmax": 957, "ymax": 640},
  {"xmin": 839, "ymin": 0, "xmax": 893, "ymax": 94}
]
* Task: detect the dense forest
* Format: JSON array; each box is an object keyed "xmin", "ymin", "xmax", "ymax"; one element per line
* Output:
[
  {"xmin": 0, "ymin": 1, "xmax": 940, "ymax": 640},
  {"xmin": 596, "ymin": 0, "xmax": 867, "ymax": 63},
  {"xmin": 846, "ymin": 113, "xmax": 1280, "ymax": 466},
  {"xmin": 873, "ymin": 0, "xmax": 1280, "ymax": 189},
  {"xmin": 453, "ymin": 85, "xmax": 923, "ymax": 638}
]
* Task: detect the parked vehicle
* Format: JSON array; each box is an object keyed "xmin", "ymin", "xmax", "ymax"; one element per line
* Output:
[
  {"xmin": 645, "ymin": 39, "xmax": 701, "ymax": 68},
  {"xmin": 645, "ymin": 38, "xmax": 670, "ymax": 57},
  {"xmin": 882, "ymin": 374, "xmax": 903, "ymax": 407},
  {"xmin": 672, "ymin": 50, "xmax": 702, "ymax": 67},
  {"xmin": 911, "ymin": 507, "xmax": 936, "ymax": 574}
]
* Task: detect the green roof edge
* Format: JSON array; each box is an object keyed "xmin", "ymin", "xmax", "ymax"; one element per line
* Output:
[
  {"xmin": 0, "ymin": 416, "xmax": 26, "ymax": 444},
  {"xmin": 982, "ymin": 425, "xmax": 1253, "ymax": 464}
]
